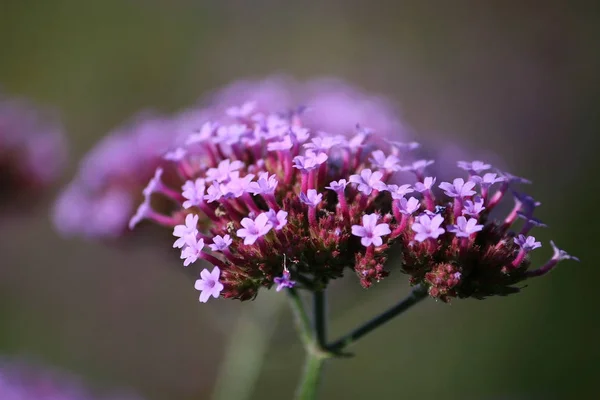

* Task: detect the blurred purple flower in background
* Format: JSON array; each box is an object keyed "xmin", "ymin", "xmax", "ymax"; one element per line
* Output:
[
  {"xmin": 0, "ymin": 358, "xmax": 143, "ymax": 400},
  {"xmin": 0, "ymin": 91, "xmax": 67, "ymax": 201},
  {"xmin": 52, "ymin": 113, "xmax": 176, "ymax": 238}
]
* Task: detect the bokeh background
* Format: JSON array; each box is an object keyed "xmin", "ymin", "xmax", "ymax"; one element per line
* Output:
[{"xmin": 1, "ymin": 1, "xmax": 598, "ymax": 399}]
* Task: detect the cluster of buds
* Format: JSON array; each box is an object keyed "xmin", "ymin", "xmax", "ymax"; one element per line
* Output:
[
  {"xmin": 129, "ymin": 102, "xmax": 578, "ymax": 303},
  {"xmin": 0, "ymin": 359, "xmax": 143, "ymax": 400},
  {"xmin": 0, "ymin": 92, "xmax": 66, "ymax": 200}
]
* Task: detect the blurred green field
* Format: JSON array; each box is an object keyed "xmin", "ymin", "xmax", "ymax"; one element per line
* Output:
[{"xmin": 1, "ymin": 1, "xmax": 598, "ymax": 399}]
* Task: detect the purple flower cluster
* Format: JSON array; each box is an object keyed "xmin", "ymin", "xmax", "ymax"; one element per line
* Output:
[
  {"xmin": 127, "ymin": 96, "xmax": 577, "ymax": 303},
  {"xmin": 0, "ymin": 359, "xmax": 143, "ymax": 400},
  {"xmin": 53, "ymin": 77, "xmax": 405, "ymax": 239},
  {"xmin": 0, "ymin": 93, "xmax": 66, "ymax": 197}
]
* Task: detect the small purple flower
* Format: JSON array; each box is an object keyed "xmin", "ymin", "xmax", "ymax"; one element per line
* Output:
[
  {"xmin": 299, "ymin": 189, "xmax": 323, "ymax": 208},
  {"xmin": 447, "ymin": 216, "xmax": 484, "ymax": 238},
  {"xmin": 411, "ymin": 214, "xmax": 445, "ymax": 242},
  {"xmin": 386, "ymin": 140, "xmax": 420, "ymax": 152},
  {"xmin": 209, "ymin": 234, "xmax": 233, "ymax": 251},
  {"xmin": 304, "ymin": 150, "xmax": 328, "ymax": 166},
  {"xmin": 267, "ymin": 134, "xmax": 293, "ymax": 151},
  {"xmin": 289, "ymin": 126, "xmax": 310, "ymax": 143},
  {"xmin": 195, "ymin": 266, "xmax": 224, "ymax": 303},
  {"xmin": 347, "ymin": 126, "xmax": 370, "ymax": 149},
  {"xmin": 517, "ymin": 212, "xmax": 547, "ymax": 228},
  {"xmin": 274, "ymin": 269, "xmax": 296, "ymax": 291},
  {"xmin": 186, "ymin": 122, "xmax": 216, "ymax": 145},
  {"xmin": 180, "ymin": 236, "xmax": 206, "ymax": 267},
  {"xmin": 237, "ymin": 213, "xmax": 273, "ymax": 245},
  {"xmin": 326, "ymin": 179, "xmax": 348, "ymax": 193},
  {"xmin": 226, "ymin": 101, "xmax": 256, "ymax": 118},
  {"xmin": 223, "ymin": 172, "xmax": 255, "ymax": 198},
  {"xmin": 471, "ymin": 173, "xmax": 504, "ymax": 189},
  {"xmin": 142, "ymin": 167, "xmax": 164, "ymax": 197},
  {"xmin": 247, "ymin": 172, "xmax": 278, "ymax": 195},
  {"xmin": 128, "ymin": 195, "xmax": 151, "ymax": 230},
  {"xmin": 513, "ymin": 191, "xmax": 541, "ymax": 216},
  {"xmin": 457, "ymin": 160, "xmax": 491, "ymax": 174},
  {"xmin": 173, "ymin": 214, "xmax": 199, "ymax": 248},
  {"xmin": 292, "ymin": 151, "xmax": 327, "ymax": 172},
  {"xmin": 182, "ymin": 178, "xmax": 206, "ymax": 209},
  {"xmin": 386, "ymin": 184, "xmax": 414, "ymax": 200},
  {"xmin": 351, "ymin": 213, "xmax": 391, "ymax": 247},
  {"xmin": 514, "ymin": 235, "xmax": 542, "ymax": 252},
  {"xmin": 462, "ymin": 196, "xmax": 485, "ymax": 217},
  {"xmin": 204, "ymin": 182, "xmax": 224, "ymax": 203},
  {"xmin": 369, "ymin": 150, "xmax": 401, "ymax": 172},
  {"xmin": 206, "ymin": 159, "xmax": 244, "ymax": 183},
  {"xmin": 163, "ymin": 147, "xmax": 187, "ymax": 161},
  {"xmin": 497, "ymin": 169, "xmax": 531, "ymax": 185},
  {"xmin": 550, "ymin": 241, "xmax": 580, "ymax": 262},
  {"xmin": 304, "ymin": 135, "xmax": 344, "ymax": 152},
  {"xmin": 398, "ymin": 197, "xmax": 421, "ymax": 215},
  {"xmin": 402, "ymin": 159, "xmax": 434, "ymax": 174},
  {"xmin": 439, "ymin": 178, "xmax": 476, "ymax": 198},
  {"xmin": 215, "ymin": 124, "xmax": 248, "ymax": 145},
  {"xmin": 349, "ymin": 169, "xmax": 386, "ymax": 195},
  {"xmin": 265, "ymin": 209, "xmax": 288, "ymax": 230},
  {"xmin": 414, "ymin": 177, "xmax": 436, "ymax": 193}
]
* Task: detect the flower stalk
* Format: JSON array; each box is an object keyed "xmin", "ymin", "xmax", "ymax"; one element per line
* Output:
[{"xmin": 288, "ymin": 284, "xmax": 429, "ymax": 399}]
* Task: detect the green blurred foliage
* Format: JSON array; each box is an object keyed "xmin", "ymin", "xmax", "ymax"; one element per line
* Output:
[{"xmin": 0, "ymin": 1, "xmax": 598, "ymax": 399}]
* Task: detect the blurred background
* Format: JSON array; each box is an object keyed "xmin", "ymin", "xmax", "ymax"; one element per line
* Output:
[{"xmin": 1, "ymin": 0, "xmax": 598, "ymax": 399}]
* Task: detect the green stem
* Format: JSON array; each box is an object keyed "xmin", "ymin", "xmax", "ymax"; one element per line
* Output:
[
  {"xmin": 327, "ymin": 284, "xmax": 428, "ymax": 352},
  {"xmin": 286, "ymin": 287, "xmax": 313, "ymax": 348},
  {"xmin": 313, "ymin": 290, "xmax": 327, "ymax": 347},
  {"xmin": 287, "ymin": 287, "xmax": 330, "ymax": 400},
  {"xmin": 296, "ymin": 352, "xmax": 326, "ymax": 400}
]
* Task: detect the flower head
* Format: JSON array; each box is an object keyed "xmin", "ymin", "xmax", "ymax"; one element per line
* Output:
[
  {"xmin": 457, "ymin": 160, "xmax": 491, "ymax": 174},
  {"xmin": 462, "ymin": 196, "xmax": 485, "ymax": 217},
  {"xmin": 274, "ymin": 269, "xmax": 296, "ymax": 291},
  {"xmin": 514, "ymin": 235, "xmax": 542, "ymax": 252},
  {"xmin": 351, "ymin": 214, "xmax": 391, "ymax": 247},
  {"xmin": 471, "ymin": 173, "xmax": 504, "ymax": 189},
  {"xmin": 439, "ymin": 178, "xmax": 476, "ymax": 198},
  {"xmin": 386, "ymin": 184, "xmax": 414, "ymax": 200},
  {"xmin": 247, "ymin": 172, "xmax": 278, "ymax": 195},
  {"xmin": 209, "ymin": 234, "xmax": 233, "ymax": 251},
  {"xmin": 173, "ymin": 214, "xmax": 199, "ymax": 248},
  {"xmin": 369, "ymin": 150, "xmax": 401, "ymax": 172},
  {"xmin": 447, "ymin": 216, "xmax": 484, "ymax": 238},
  {"xmin": 122, "ymin": 88, "xmax": 575, "ymax": 303},
  {"xmin": 299, "ymin": 189, "xmax": 323, "ymax": 208},
  {"xmin": 195, "ymin": 267, "xmax": 224, "ymax": 303},
  {"xmin": 326, "ymin": 179, "xmax": 348, "ymax": 193},
  {"xmin": 398, "ymin": 197, "xmax": 421, "ymax": 215},
  {"xmin": 182, "ymin": 178, "xmax": 206, "ymax": 209},
  {"xmin": 349, "ymin": 169, "xmax": 385, "ymax": 195},
  {"xmin": 414, "ymin": 177, "xmax": 436, "ymax": 193},
  {"xmin": 237, "ymin": 213, "xmax": 273, "ymax": 245},
  {"xmin": 411, "ymin": 214, "xmax": 446, "ymax": 242},
  {"xmin": 181, "ymin": 236, "xmax": 205, "ymax": 267},
  {"xmin": 265, "ymin": 209, "xmax": 288, "ymax": 230}
]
